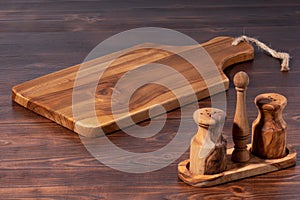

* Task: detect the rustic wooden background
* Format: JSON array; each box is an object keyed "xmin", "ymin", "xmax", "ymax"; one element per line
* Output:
[{"xmin": 1, "ymin": 0, "xmax": 299, "ymax": 199}]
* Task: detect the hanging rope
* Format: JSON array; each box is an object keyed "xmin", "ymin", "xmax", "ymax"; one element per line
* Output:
[{"xmin": 232, "ymin": 35, "xmax": 290, "ymax": 72}]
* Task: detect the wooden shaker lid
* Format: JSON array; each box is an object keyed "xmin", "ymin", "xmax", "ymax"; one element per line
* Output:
[
  {"xmin": 193, "ymin": 108, "xmax": 225, "ymax": 127},
  {"xmin": 255, "ymin": 93, "xmax": 287, "ymax": 111}
]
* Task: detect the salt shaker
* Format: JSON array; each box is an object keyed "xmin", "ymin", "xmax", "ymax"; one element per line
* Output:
[
  {"xmin": 251, "ymin": 93, "xmax": 287, "ymax": 159},
  {"xmin": 190, "ymin": 108, "xmax": 227, "ymax": 175}
]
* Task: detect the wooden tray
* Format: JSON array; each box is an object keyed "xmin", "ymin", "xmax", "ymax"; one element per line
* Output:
[
  {"xmin": 12, "ymin": 36, "xmax": 254, "ymax": 137},
  {"xmin": 178, "ymin": 144, "xmax": 297, "ymax": 187}
]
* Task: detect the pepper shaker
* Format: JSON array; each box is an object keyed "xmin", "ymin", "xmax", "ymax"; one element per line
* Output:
[
  {"xmin": 190, "ymin": 108, "xmax": 227, "ymax": 175},
  {"xmin": 251, "ymin": 93, "xmax": 287, "ymax": 159}
]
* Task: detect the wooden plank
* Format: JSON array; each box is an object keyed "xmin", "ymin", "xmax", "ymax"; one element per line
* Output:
[
  {"xmin": 1, "ymin": 0, "xmax": 300, "ymax": 199},
  {"xmin": 12, "ymin": 36, "xmax": 253, "ymax": 137},
  {"xmin": 178, "ymin": 145, "xmax": 297, "ymax": 187}
]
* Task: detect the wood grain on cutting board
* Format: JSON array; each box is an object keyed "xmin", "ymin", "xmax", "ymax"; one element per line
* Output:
[{"xmin": 12, "ymin": 36, "xmax": 254, "ymax": 137}]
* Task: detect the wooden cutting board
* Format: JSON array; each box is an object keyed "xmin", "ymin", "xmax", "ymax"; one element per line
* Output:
[{"xmin": 12, "ymin": 36, "xmax": 254, "ymax": 137}]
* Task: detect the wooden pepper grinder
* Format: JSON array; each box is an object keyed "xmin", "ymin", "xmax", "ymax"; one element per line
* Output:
[
  {"xmin": 190, "ymin": 108, "xmax": 227, "ymax": 175},
  {"xmin": 251, "ymin": 93, "xmax": 287, "ymax": 159},
  {"xmin": 232, "ymin": 71, "xmax": 251, "ymax": 163}
]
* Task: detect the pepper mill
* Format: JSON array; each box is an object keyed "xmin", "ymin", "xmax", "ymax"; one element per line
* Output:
[
  {"xmin": 251, "ymin": 93, "xmax": 287, "ymax": 159},
  {"xmin": 190, "ymin": 107, "xmax": 227, "ymax": 175},
  {"xmin": 231, "ymin": 71, "xmax": 250, "ymax": 163}
]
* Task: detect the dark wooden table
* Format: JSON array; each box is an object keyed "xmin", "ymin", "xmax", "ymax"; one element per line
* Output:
[{"xmin": 1, "ymin": 1, "xmax": 299, "ymax": 199}]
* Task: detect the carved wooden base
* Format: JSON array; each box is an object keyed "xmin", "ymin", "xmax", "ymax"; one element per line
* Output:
[{"xmin": 178, "ymin": 144, "xmax": 296, "ymax": 187}]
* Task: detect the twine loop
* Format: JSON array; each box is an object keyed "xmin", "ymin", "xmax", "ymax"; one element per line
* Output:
[{"xmin": 232, "ymin": 35, "xmax": 290, "ymax": 71}]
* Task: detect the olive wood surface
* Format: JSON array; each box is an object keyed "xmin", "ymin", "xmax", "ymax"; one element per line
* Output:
[
  {"xmin": 178, "ymin": 145, "xmax": 297, "ymax": 187},
  {"xmin": 12, "ymin": 37, "xmax": 254, "ymax": 137}
]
